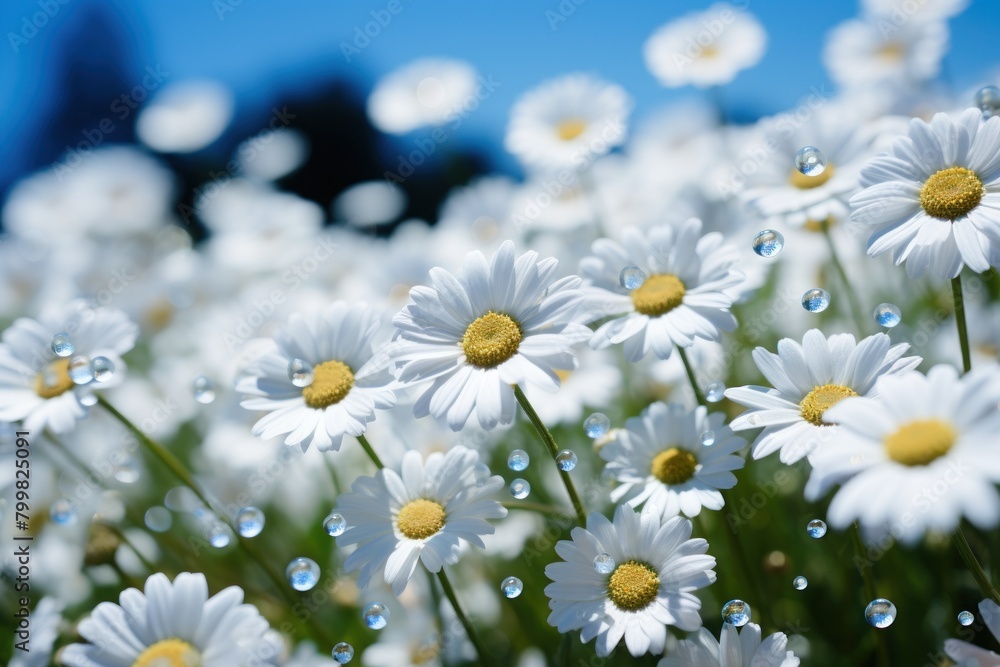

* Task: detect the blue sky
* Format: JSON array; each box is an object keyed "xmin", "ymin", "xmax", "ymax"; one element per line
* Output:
[{"xmin": 2, "ymin": 0, "xmax": 999, "ymax": 185}]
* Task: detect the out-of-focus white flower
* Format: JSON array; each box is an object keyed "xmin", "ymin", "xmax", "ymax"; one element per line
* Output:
[
  {"xmin": 137, "ymin": 80, "xmax": 234, "ymax": 153},
  {"xmin": 9, "ymin": 598, "xmax": 63, "ymax": 667},
  {"xmin": 823, "ymin": 18, "xmax": 948, "ymax": 90},
  {"xmin": 862, "ymin": 0, "xmax": 969, "ymax": 22},
  {"xmin": 333, "ymin": 181, "xmax": 408, "ymax": 227},
  {"xmin": 236, "ymin": 128, "xmax": 310, "ymax": 181},
  {"xmin": 522, "ymin": 347, "xmax": 621, "ymax": 426},
  {"xmin": 368, "ymin": 58, "xmax": 478, "ymax": 134}
]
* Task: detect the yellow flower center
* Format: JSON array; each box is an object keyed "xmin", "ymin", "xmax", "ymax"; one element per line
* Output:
[
  {"xmin": 789, "ymin": 161, "xmax": 836, "ymax": 190},
  {"xmin": 700, "ymin": 45, "xmax": 720, "ymax": 58},
  {"xmin": 461, "ymin": 311, "xmax": 523, "ymax": 368},
  {"xmin": 396, "ymin": 498, "xmax": 446, "ymax": 540},
  {"xmin": 132, "ymin": 639, "xmax": 202, "ymax": 667},
  {"xmin": 884, "ymin": 419, "xmax": 957, "ymax": 467},
  {"xmin": 555, "ymin": 117, "xmax": 588, "ymax": 141},
  {"xmin": 876, "ymin": 42, "xmax": 905, "ymax": 60},
  {"xmin": 803, "ymin": 217, "xmax": 835, "ymax": 233},
  {"xmin": 607, "ymin": 560, "xmax": 660, "ymax": 612},
  {"xmin": 919, "ymin": 166, "xmax": 984, "ymax": 220},
  {"xmin": 301, "ymin": 360, "xmax": 354, "ymax": 409},
  {"xmin": 799, "ymin": 384, "xmax": 857, "ymax": 426},
  {"xmin": 651, "ymin": 447, "xmax": 698, "ymax": 485},
  {"xmin": 35, "ymin": 358, "xmax": 74, "ymax": 399},
  {"xmin": 631, "ymin": 274, "xmax": 686, "ymax": 317}
]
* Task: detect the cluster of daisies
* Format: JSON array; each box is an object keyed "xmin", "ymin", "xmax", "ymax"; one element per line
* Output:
[{"xmin": 4, "ymin": 0, "xmax": 1000, "ymax": 665}]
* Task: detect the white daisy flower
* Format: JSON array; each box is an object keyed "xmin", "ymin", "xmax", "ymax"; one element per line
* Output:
[
  {"xmin": 657, "ymin": 622, "xmax": 800, "ymax": 667},
  {"xmin": 807, "ymin": 364, "xmax": 1000, "ymax": 543},
  {"xmin": 945, "ymin": 598, "xmax": 1000, "ymax": 665},
  {"xmin": 823, "ymin": 17, "xmax": 948, "ymax": 90},
  {"xmin": 725, "ymin": 329, "xmax": 921, "ymax": 465},
  {"xmin": 59, "ymin": 572, "xmax": 282, "ymax": 667},
  {"xmin": 580, "ymin": 219, "xmax": 746, "ymax": 363},
  {"xmin": 601, "ymin": 402, "xmax": 746, "ymax": 520},
  {"xmin": 137, "ymin": 80, "xmax": 234, "ymax": 153},
  {"xmin": 10, "ymin": 598, "xmax": 64, "ymax": 667},
  {"xmin": 390, "ymin": 240, "xmax": 592, "ymax": 431},
  {"xmin": 334, "ymin": 445, "xmax": 507, "ymax": 596},
  {"xmin": 0, "ymin": 301, "xmax": 138, "ymax": 434},
  {"xmin": 505, "ymin": 73, "xmax": 632, "ymax": 171},
  {"xmin": 850, "ymin": 109, "xmax": 1000, "ymax": 279},
  {"xmin": 862, "ymin": 0, "xmax": 969, "ymax": 21},
  {"xmin": 544, "ymin": 504, "xmax": 716, "ymax": 657},
  {"xmin": 643, "ymin": 3, "xmax": 767, "ymax": 89},
  {"xmin": 367, "ymin": 58, "xmax": 478, "ymax": 135},
  {"xmin": 237, "ymin": 301, "xmax": 396, "ymax": 452}
]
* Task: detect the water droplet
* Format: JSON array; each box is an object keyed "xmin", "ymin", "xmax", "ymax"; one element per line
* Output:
[
  {"xmin": 807, "ymin": 519, "xmax": 827, "ymax": 539},
  {"xmin": 801, "ymin": 288, "xmax": 831, "ymax": 313},
  {"xmin": 873, "ymin": 303, "xmax": 901, "ymax": 328},
  {"xmin": 113, "ymin": 457, "xmax": 140, "ymax": 483},
  {"xmin": 287, "ymin": 359, "xmax": 314, "ymax": 388},
  {"xmin": 507, "ymin": 449, "xmax": 530, "ymax": 472},
  {"xmin": 51, "ymin": 333, "xmax": 75, "ymax": 357},
  {"xmin": 286, "ymin": 557, "xmax": 321, "ymax": 591},
  {"xmin": 594, "ymin": 553, "xmax": 616, "ymax": 575},
  {"xmin": 144, "ymin": 506, "xmax": 172, "ymax": 532},
  {"xmin": 722, "ymin": 599, "xmax": 752, "ymax": 627},
  {"xmin": 501, "ymin": 576, "xmax": 523, "ymax": 598},
  {"xmin": 363, "ymin": 602, "xmax": 390, "ymax": 629},
  {"xmin": 91, "ymin": 356, "xmax": 115, "ymax": 383},
  {"xmin": 865, "ymin": 598, "xmax": 897, "ymax": 628},
  {"xmin": 68, "ymin": 355, "xmax": 94, "ymax": 385},
  {"xmin": 584, "ymin": 412, "xmax": 611, "ymax": 439},
  {"xmin": 700, "ymin": 430, "xmax": 716, "ymax": 446},
  {"xmin": 793, "ymin": 576, "xmax": 808, "ymax": 590},
  {"xmin": 164, "ymin": 486, "xmax": 202, "ymax": 513},
  {"xmin": 332, "ymin": 642, "xmax": 355, "ymax": 664},
  {"xmin": 50, "ymin": 498, "xmax": 76, "ymax": 525},
  {"xmin": 556, "ymin": 449, "xmax": 578, "ymax": 471},
  {"xmin": 706, "ymin": 381, "xmax": 726, "ymax": 402},
  {"xmin": 619, "ymin": 265, "xmax": 646, "ymax": 290},
  {"xmin": 193, "ymin": 375, "xmax": 216, "ymax": 404},
  {"xmin": 473, "ymin": 462, "xmax": 491, "ymax": 487},
  {"xmin": 795, "ymin": 146, "xmax": 828, "ymax": 176},
  {"xmin": 324, "ymin": 512, "xmax": 347, "ymax": 537},
  {"xmin": 509, "ymin": 478, "xmax": 531, "ymax": 500},
  {"xmin": 79, "ymin": 393, "xmax": 98, "ymax": 406},
  {"xmin": 207, "ymin": 522, "xmax": 231, "ymax": 548},
  {"xmin": 235, "ymin": 507, "xmax": 265, "ymax": 538},
  {"xmin": 976, "ymin": 85, "xmax": 1000, "ymax": 118},
  {"xmin": 752, "ymin": 230, "xmax": 785, "ymax": 258},
  {"xmin": 958, "ymin": 610, "xmax": 975, "ymax": 626}
]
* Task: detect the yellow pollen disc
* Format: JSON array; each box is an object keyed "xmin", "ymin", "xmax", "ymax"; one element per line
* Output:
[
  {"xmin": 554, "ymin": 369, "xmax": 572, "ymax": 383},
  {"xmin": 884, "ymin": 419, "xmax": 957, "ymax": 467},
  {"xmin": 397, "ymin": 498, "xmax": 446, "ymax": 540},
  {"xmin": 789, "ymin": 161, "xmax": 836, "ymax": 190},
  {"xmin": 651, "ymin": 447, "xmax": 698, "ymax": 485},
  {"xmin": 876, "ymin": 42, "xmax": 905, "ymax": 60},
  {"xmin": 132, "ymin": 639, "xmax": 202, "ymax": 667},
  {"xmin": 803, "ymin": 217, "xmax": 835, "ymax": 233},
  {"xmin": 301, "ymin": 360, "xmax": 354, "ymax": 409},
  {"xmin": 631, "ymin": 274, "xmax": 686, "ymax": 317},
  {"xmin": 920, "ymin": 166, "xmax": 984, "ymax": 220},
  {"xmin": 555, "ymin": 117, "xmax": 588, "ymax": 141},
  {"xmin": 461, "ymin": 311, "xmax": 523, "ymax": 368},
  {"xmin": 700, "ymin": 45, "xmax": 720, "ymax": 58},
  {"xmin": 607, "ymin": 560, "xmax": 660, "ymax": 612},
  {"xmin": 799, "ymin": 384, "xmax": 857, "ymax": 426},
  {"xmin": 35, "ymin": 358, "xmax": 74, "ymax": 399}
]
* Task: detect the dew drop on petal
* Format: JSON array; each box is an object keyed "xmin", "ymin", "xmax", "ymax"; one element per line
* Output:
[
  {"xmin": 50, "ymin": 498, "xmax": 76, "ymax": 525},
  {"xmin": 324, "ymin": 512, "xmax": 347, "ymax": 537},
  {"xmin": 793, "ymin": 576, "xmax": 808, "ymax": 591},
  {"xmin": 802, "ymin": 288, "xmax": 831, "ymax": 313},
  {"xmin": 473, "ymin": 462, "xmax": 491, "ymax": 487},
  {"xmin": 501, "ymin": 576, "xmax": 523, "ymax": 599},
  {"xmin": 193, "ymin": 375, "xmax": 216, "ymax": 404},
  {"xmin": 332, "ymin": 642, "xmax": 355, "ymax": 664},
  {"xmin": 584, "ymin": 412, "xmax": 611, "ymax": 439},
  {"xmin": 594, "ymin": 553, "xmax": 616, "ymax": 575},
  {"xmin": 509, "ymin": 478, "xmax": 531, "ymax": 500},
  {"xmin": 287, "ymin": 359, "xmax": 314, "ymax": 388},
  {"xmin": 91, "ymin": 356, "xmax": 115, "ymax": 383},
  {"xmin": 959, "ymin": 610, "xmax": 975, "ymax": 626},
  {"xmin": 235, "ymin": 506, "xmax": 265, "ymax": 538},
  {"xmin": 113, "ymin": 457, "xmax": 140, "ymax": 483},
  {"xmin": 144, "ymin": 506, "xmax": 172, "ymax": 532},
  {"xmin": 207, "ymin": 522, "xmax": 231, "ymax": 548},
  {"xmin": 795, "ymin": 146, "xmax": 828, "ymax": 176},
  {"xmin": 79, "ymin": 393, "xmax": 98, "ymax": 406},
  {"xmin": 865, "ymin": 599, "xmax": 896, "ymax": 628},
  {"xmin": 556, "ymin": 449, "xmax": 578, "ymax": 472},
  {"xmin": 619, "ymin": 265, "xmax": 646, "ymax": 290},
  {"xmin": 976, "ymin": 85, "xmax": 1000, "ymax": 118},
  {"xmin": 68, "ymin": 355, "xmax": 94, "ymax": 385},
  {"xmin": 752, "ymin": 230, "xmax": 785, "ymax": 258},
  {"xmin": 700, "ymin": 430, "xmax": 716, "ymax": 446},
  {"xmin": 706, "ymin": 381, "xmax": 726, "ymax": 402},
  {"xmin": 722, "ymin": 599, "xmax": 751, "ymax": 627},
  {"xmin": 286, "ymin": 557, "xmax": 321, "ymax": 591},
  {"xmin": 51, "ymin": 333, "xmax": 75, "ymax": 357},
  {"xmin": 363, "ymin": 602, "xmax": 390, "ymax": 629},
  {"xmin": 507, "ymin": 449, "xmax": 530, "ymax": 472},
  {"xmin": 807, "ymin": 519, "xmax": 828, "ymax": 538},
  {"xmin": 873, "ymin": 303, "xmax": 902, "ymax": 328}
]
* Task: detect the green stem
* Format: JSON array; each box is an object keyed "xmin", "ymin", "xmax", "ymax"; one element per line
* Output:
[
  {"xmin": 820, "ymin": 219, "xmax": 868, "ymax": 335},
  {"xmin": 437, "ymin": 568, "xmax": 494, "ymax": 667},
  {"xmin": 512, "ymin": 385, "xmax": 588, "ymax": 525},
  {"xmin": 952, "ymin": 275, "xmax": 972, "ymax": 374},
  {"xmin": 677, "ymin": 347, "xmax": 707, "ymax": 407},
  {"xmin": 356, "ymin": 433, "xmax": 385, "ymax": 469},
  {"xmin": 501, "ymin": 500, "xmax": 572, "ymax": 518},
  {"xmin": 850, "ymin": 523, "xmax": 889, "ymax": 667},
  {"xmin": 953, "ymin": 528, "xmax": 1000, "ymax": 605}
]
